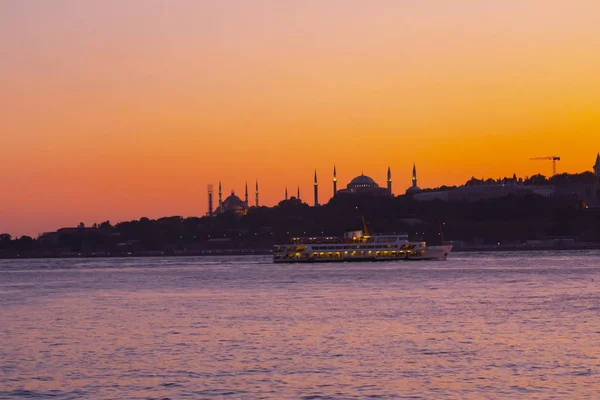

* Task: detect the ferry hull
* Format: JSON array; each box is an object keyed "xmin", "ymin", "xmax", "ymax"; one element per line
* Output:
[
  {"xmin": 405, "ymin": 245, "xmax": 452, "ymax": 261},
  {"xmin": 273, "ymin": 245, "xmax": 453, "ymax": 263}
]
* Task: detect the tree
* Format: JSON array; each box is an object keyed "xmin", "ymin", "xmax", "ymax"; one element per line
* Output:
[
  {"xmin": 525, "ymin": 174, "xmax": 548, "ymax": 185},
  {"xmin": 465, "ymin": 177, "xmax": 483, "ymax": 186},
  {"xmin": 0, "ymin": 234, "xmax": 12, "ymax": 250},
  {"xmin": 548, "ymin": 173, "xmax": 569, "ymax": 185},
  {"xmin": 14, "ymin": 236, "xmax": 35, "ymax": 252},
  {"xmin": 99, "ymin": 220, "xmax": 112, "ymax": 229}
]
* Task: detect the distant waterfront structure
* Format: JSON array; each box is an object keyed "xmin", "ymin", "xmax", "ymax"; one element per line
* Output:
[
  {"xmin": 406, "ymin": 163, "xmax": 422, "ymax": 195},
  {"xmin": 387, "ymin": 166, "xmax": 392, "ymax": 195},
  {"xmin": 594, "ymin": 152, "xmax": 600, "ymax": 178},
  {"xmin": 285, "ymin": 187, "xmax": 288, "ymax": 200},
  {"xmin": 297, "ymin": 186, "xmax": 301, "ymax": 201},
  {"xmin": 245, "ymin": 182, "xmax": 249, "ymax": 206}
]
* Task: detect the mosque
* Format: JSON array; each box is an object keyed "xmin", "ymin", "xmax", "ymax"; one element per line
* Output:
[
  {"xmin": 312, "ymin": 164, "xmax": 421, "ymax": 206},
  {"xmin": 210, "ymin": 180, "xmax": 259, "ymax": 215},
  {"xmin": 330, "ymin": 166, "xmax": 392, "ymax": 198}
]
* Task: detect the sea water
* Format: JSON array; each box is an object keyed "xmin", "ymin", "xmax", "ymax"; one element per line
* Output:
[{"xmin": 1, "ymin": 252, "xmax": 600, "ymax": 399}]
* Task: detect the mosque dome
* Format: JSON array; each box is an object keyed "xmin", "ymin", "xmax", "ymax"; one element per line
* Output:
[
  {"xmin": 220, "ymin": 192, "xmax": 248, "ymax": 215},
  {"xmin": 347, "ymin": 174, "xmax": 379, "ymax": 190},
  {"xmin": 222, "ymin": 193, "xmax": 245, "ymax": 209},
  {"xmin": 406, "ymin": 185, "xmax": 422, "ymax": 195}
]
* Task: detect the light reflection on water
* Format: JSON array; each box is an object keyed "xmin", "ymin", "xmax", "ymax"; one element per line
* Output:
[{"xmin": 1, "ymin": 252, "xmax": 600, "ymax": 399}]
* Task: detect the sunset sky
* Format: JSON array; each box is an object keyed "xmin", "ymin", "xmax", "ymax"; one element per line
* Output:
[{"xmin": 1, "ymin": 0, "xmax": 600, "ymax": 236}]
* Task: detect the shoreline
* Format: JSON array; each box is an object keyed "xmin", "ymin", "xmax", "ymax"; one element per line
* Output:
[{"xmin": 2, "ymin": 244, "xmax": 600, "ymax": 260}]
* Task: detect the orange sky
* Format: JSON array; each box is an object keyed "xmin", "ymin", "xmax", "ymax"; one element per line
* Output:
[{"xmin": 1, "ymin": 0, "xmax": 600, "ymax": 236}]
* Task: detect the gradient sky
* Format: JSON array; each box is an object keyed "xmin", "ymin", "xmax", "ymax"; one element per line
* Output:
[{"xmin": 1, "ymin": 0, "xmax": 600, "ymax": 236}]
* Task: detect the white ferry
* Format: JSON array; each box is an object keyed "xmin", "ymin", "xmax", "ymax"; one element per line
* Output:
[{"xmin": 272, "ymin": 230, "xmax": 452, "ymax": 263}]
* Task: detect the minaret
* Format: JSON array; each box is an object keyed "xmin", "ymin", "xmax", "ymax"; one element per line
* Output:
[
  {"xmin": 285, "ymin": 187, "xmax": 288, "ymax": 200},
  {"xmin": 218, "ymin": 181, "xmax": 223, "ymax": 209},
  {"xmin": 297, "ymin": 186, "xmax": 300, "ymax": 200},
  {"xmin": 412, "ymin": 163, "xmax": 418, "ymax": 188},
  {"xmin": 313, "ymin": 170, "xmax": 319, "ymax": 206},
  {"xmin": 333, "ymin": 165, "xmax": 337, "ymax": 197},
  {"xmin": 207, "ymin": 184, "xmax": 214, "ymax": 216},
  {"xmin": 594, "ymin": 152, "xmax": 600, "ymax": 178},
  {"xmin": 387, "ymin": 166, "xmax": 392, "ymax": 195},
  {"xmin": 255, "ymin": 180, "xmax": 259, "ymax": 207},
  {"xmin": 244, "ymin": 181, "xmax": 249, "ymax": 207}
]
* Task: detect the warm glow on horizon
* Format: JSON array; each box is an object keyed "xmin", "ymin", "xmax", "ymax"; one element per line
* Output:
[{"xmin": 1, "ymin": 0, "xmax": 599, "ymax": 236}]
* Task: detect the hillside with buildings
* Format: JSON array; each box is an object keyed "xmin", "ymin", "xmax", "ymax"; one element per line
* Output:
[{"xmin": 2, "ymin": 154, "xmax": 600, "ymax": 258}]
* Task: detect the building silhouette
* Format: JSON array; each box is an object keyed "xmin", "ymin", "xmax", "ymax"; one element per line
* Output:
[
  {"xmin": 210, "ymin": 180, "xmax": 257, "ymax": 215},
  {"xmin": 414, "ymin": 153, "xmax": 600, "ymax": 206}
]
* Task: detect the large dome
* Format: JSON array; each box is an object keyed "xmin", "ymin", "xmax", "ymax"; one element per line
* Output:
[
  {"xmin": 348, "ymin": 174, "xmax": 379, "ymax": 188},
  {"xmin": 336, "ymin": 171, "xmax": 390, "ymax": 196},
  {"xmin": 215, "ymin": 189, "xmax": 249, "ymax": 215},
  {"xmin": 222, "ymin": 194, "xmax": 245, "ymax": 209}
]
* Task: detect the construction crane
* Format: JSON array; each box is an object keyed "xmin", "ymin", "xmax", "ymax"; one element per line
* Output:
[{"xmin": 530, "ymin": 156, "xmax": 561, "ymax": 176}]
